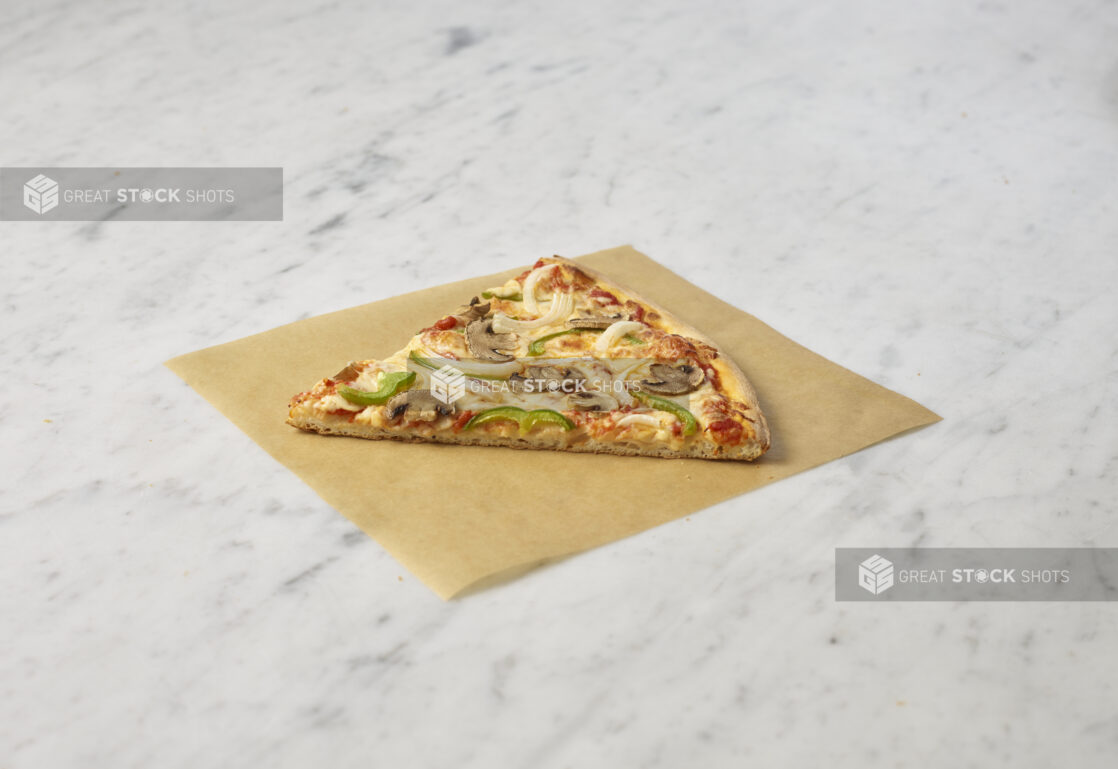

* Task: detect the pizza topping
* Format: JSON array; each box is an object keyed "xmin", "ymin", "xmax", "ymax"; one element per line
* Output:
[
  {"xmin": 707, "ymin": 418, "xmax": 745, "ymax": 445},
  {"xmin": 411, "ymin": 344, "xmax": 522, "ymax": 379},
  {"xmin": 567, "ymin": 391, "xmax": 618, "ymax": 411},
  {"xmin": 699, "ymin": 362, "xmax": 722, "ymax": 390},
  {"xmin": 465, "ymin": 406, "xmax": 575, "ymax": 434},
  {"xmin": 465, "ymin": 406, "xmax": 526, "ymax": 429},
  {"xmin": 448, "ymin": 357, "xmax": 521, "ymax": 379},
  {"xmin": 454, "ymin": 296, "xmax": 490, "ymax": 325},
  {"xmin": 451, "ymin": 410, "xmax": 475, "ymax": 432},
  {"xmin": 520, "ymin": 409, "xmax": 575, "ymax": 433},
  {"xmin": 615, "ymin": 413, "xmax": 661, "ymax": 429},
  {"xmin": 315, "ymin": 393, "xmax": 364, "ymax": 413},
  {"xmin": 639, "ymin": 363, "xmax": 704, "ymax": 396},
  {"xmin": 482, "ymin": 278, "xmax": 525, "ymax": 302},
  {"xmin": 528, "ymin": 327, "xmax": 602, "ymax": 355},
  {"xmin": 591, "ymin": 320, "xmax": 646, "ymax": 355},
  {"xmin": 337, "ymin": 371, "xmax": 416, "ymax": 406},
  {"xmin": 568, "ymin": 313, "xmax": 623, "ymax": 329},
  {"xmin": 408, "ymin": 349, "xmax": 437, "ymax": 370},
  {"xmin": 521, "ymin": 263, "xmax": 558, "ymax": 314},
  {"xmin": 417, "ymin": 330, "xmax": 469, "ymax": 360},
  {"xmin": 588, "ymin": 288, "xmax": 620, "ymax": 305},
  {"xmin": 509, "ymin": 365, "xmax": 584, "ymax": 393},
  {"xmin": 625, "ymin": 301, "xmax": 645, "ymax": 323},
  {"xmin": 465, "ymin": 318, "xmax": 518, "ymax": 362},
  {"xmin": 333, "ymin": 361, "xmax": 363, "ymax": 383},
  {"xmin": 632, "ymin": 391, "xmax": 698, "ymax": 435},
  {"xmin": 385, "ymin": 389, "xmax": 454, "ymax": 421},
  {"xmin": 646, "ymin": 333, "xmax": 708, "ymax": 364},
  {"xmin": 492, "ymin": 291, "xmax": 574, "ymax": 332}
]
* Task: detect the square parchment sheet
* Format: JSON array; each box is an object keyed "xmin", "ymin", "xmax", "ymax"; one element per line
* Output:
[{"xmin": 166, "ymin": 246, "xmax": 940, "ymax": 598}]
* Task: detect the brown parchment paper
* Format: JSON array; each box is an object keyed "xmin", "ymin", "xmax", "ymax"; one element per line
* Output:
[{"xmin": 166, "ymin": 245, "xmax": 940, "ymax": 598}]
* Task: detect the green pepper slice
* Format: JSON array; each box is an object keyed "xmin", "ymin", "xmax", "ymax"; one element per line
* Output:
[
  {"xmin": 633, "ymin": 391, "xmax": 698, "ymax": 435},
  {"xmin": 464, "ymin": 407, "xmax": 575, "ymax": 434},
  {"xmin": 528, "ymin": 328, "xmax": 602, "ymax": 356},
  {"xmin": 623, "ymin": 333, "xmax": 646, "ymax": 345},
  {"xmin": 464, "ymin": 406, "xmax": 528, "ymax": 430},
  {"xmin": 467, "ymin": 371, "xmax": 509, "ymax": 382},
  {"xmin": 337, "ymin": 371, "xmax": 416, "ymax": 406},
  {"xmin": 408, "ymin": 350, "xmax": 437, "ymax": 371},
  {"xmin": 482, "ymin": 290, "xmax": 523, "ymax": 302},
  {"xmin": 520, "ymin": 409, "xmax": 574, "ymax": 433}
]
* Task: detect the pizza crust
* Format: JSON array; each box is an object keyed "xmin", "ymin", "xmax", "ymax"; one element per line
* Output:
[{"xmin": 287, "ymin": 413, "xmax": 765, "ymax": 461}]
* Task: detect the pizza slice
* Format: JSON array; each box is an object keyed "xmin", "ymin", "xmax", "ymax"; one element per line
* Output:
[{"xmin": 287, "ymin": 256, "xmax": 770, "ymax": 460}]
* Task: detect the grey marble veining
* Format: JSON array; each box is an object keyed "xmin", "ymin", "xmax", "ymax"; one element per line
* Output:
[{"xmin": 2, "ymin": 0, "xmax": 1117, "ymax": 767}]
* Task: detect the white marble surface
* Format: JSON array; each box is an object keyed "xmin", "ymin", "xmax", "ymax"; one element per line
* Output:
[{"xmin": 3, "ymin": 0, "xmax": 1117, "ymax": 766}]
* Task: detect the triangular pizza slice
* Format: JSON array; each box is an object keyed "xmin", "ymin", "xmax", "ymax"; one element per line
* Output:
[{"xmin": 288, "ymin": 256, "xmax": 770, "ymax": 461}]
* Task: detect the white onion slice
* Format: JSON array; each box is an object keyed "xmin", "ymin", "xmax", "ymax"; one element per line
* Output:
[
  {"xmin": 614, "ymin": 386, "xmax": 635, "ymax": 407},
  {"xmin": 492, "ymin": 292, "xmax": 574, "ymax": 333},
  {"xmin": 615, "ymin": 413, "xmax": 660, "ymax": 429},
  {"xmin": 603, "ymin": 358, "xmax": 646, "ymax": 406},
  {"xmin": 450, "ymin": 359, "xmax": 522, "ymax": 378},
  {"xmin": 591, "ymin": 320, "xmax": 645, "ymax": 355},
  {"xmin": 521, "ymin": 264, "xmax": 558, "ymax": 314},
  {"xmin": 412, "ymin": 345, "xmax": 521, "ymax": 378}
]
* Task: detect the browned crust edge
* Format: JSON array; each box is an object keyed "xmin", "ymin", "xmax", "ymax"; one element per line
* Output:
[{"xmin": 287, "ymin": 415, "xmax": 765, "ymax": 461}]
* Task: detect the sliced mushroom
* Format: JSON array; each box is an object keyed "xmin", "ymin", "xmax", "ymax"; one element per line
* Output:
[
  {"xmin": 567, "ymin": 391, "xmax": 618, "ymax": 411},
  {"xmin": 509, "ymin": 365, "xmax": 585, "ymax": 393},
  {"xmin": 639, "ymin": 363, "xmax": 705, "ymax": 395},
  {"xmin": 465, "ymin": 318, "xmax": 517, "ymax": 362},
  {"xmin": 454, "ymin": 296, "xmax": 491, "ymax": 324},
  {"xmin": 385, "ymin": 389, "xmax": 454, "ymax": 421},
  {"xmin": 332, "ymin": 361, "xmax": 362, "ymax": 383},
  {"xmin": 568, "ymin": 313, "xmax": 624, "ymax": 329}
]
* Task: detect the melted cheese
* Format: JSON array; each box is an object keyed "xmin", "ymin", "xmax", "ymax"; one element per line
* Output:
[
  {"xmin": 314, "ymin": 393, "xmax": 363, "ymax": 413},
  {"xmin": 350, "ymin": 366, "xmax": 387, "ymax": 392}
]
